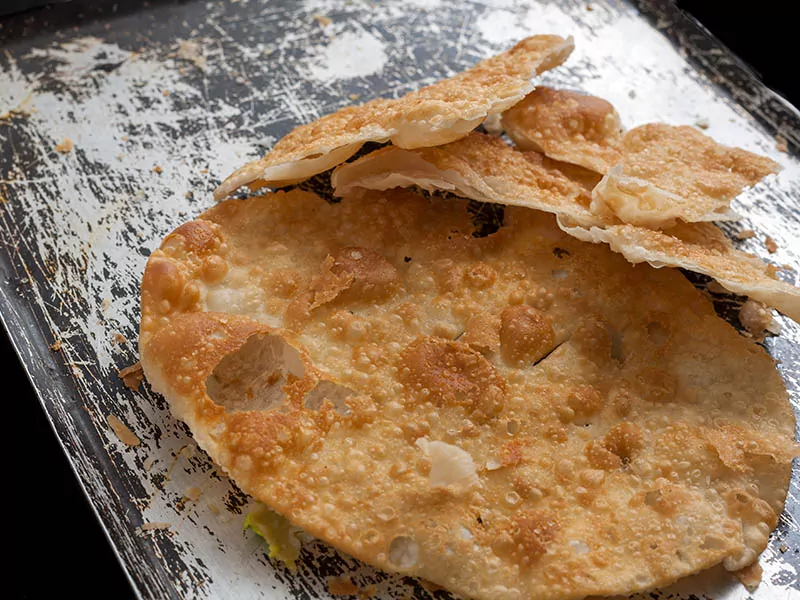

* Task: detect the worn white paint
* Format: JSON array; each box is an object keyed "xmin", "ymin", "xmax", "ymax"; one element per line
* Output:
[
  {"xmin": 307, "ymin": 27, "xmax": 388, "ymax": 81},
  {"xmin": 2, "ymin": 0, "xmax": 798, "ymax": 598}
]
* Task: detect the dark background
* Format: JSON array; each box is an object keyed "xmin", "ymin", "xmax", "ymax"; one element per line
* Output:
[{"xmin": 7, "ymin": 1, "xmax": 799, "ymax": 598}]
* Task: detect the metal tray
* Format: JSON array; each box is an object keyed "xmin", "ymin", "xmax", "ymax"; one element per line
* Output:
[{"xmin": 1, "ymin": 0, "xmax": 798, "ymax": 598}]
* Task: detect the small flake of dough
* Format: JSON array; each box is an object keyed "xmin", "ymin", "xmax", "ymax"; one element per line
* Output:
[
  {"xmin": 119, "ymin": 361, "xmax": 144, "ymax": 390},
  {"xmin": 739, "ymin": 299, "xmax": 773, "ymax": 337},
  {"xmin": 736, "ymin": 229, "xmax": 756, "ymax": 240},
  {"xmin": 176, "ymin": 39, "xmax": 206, "ymax": 71},
  {"xmin": 734, "ymin": 560, "xmax": 763, "ymax": 592},
  {"xmin": 214, "ymin": 35, "xmax": 574, "ymax": 198},
  {"xmin": 416, "ymin": 438, "xmax": 479, "ymax": 490},
  {"xmin": 55, "ymin": 138, "xmax": 74, "ymax": 153},
  {"xmin": 502, "ymin": 87, "xmax": 624, "ymax": 173},
  {"xmin": 140, "ymin": 188, "xmax": 797, "ymax": 600},
  {"xmin": 591, "ymin": 124, "xmax": 780, "ymax": 227},
  {"xmin": 313, "ymin": 14, "xmax": 332, "ymax": 27},
  {"xmin": 107, "ymin": 414, "xmax": 141, "ymax": 447},
  {"xmin": 764, "ymin": 236, "xmax": 778, "ymax": 253}
]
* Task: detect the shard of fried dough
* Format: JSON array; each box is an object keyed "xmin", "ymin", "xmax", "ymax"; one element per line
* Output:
[
  {"xmin": 557, "ymin": 217, "xmax": 800, "ymax": 323},
  {"xmin": 332, "ymin": 131, "xmax": 602, "ymax": 225},
  {"xmin": 501, "ymin": 87, "xmax": 624, "ymax": 173},
  {"xmin": 140, "ymin": 188, "xmax": 797, "ymax": 600},
  {"xmin": 213, "ymin": 35, "xmax": 574, "ymax": 199},
  {"xmin": 591, "ymin": 124, "xmax": 780, "ymax": 227},
  {"xmin": 332, "ymin": 133, "xmax": 800, "ymax": 322}
]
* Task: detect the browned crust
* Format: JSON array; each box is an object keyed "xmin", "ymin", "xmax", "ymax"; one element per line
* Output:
[{"xmin": 214, "ymin": 35, "xmax": 574, "ymax": 199}]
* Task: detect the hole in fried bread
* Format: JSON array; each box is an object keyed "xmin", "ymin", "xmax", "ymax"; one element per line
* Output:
[
  {"xmin": 206, "ymin": 333, "xmax": 304, "ymax": 413},
  {"xmin": 304, "ymin": 379, "xmax": 355, "ymax": 414}
]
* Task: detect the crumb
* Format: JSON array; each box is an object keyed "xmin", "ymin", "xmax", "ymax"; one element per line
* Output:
[
  {"xmin": 185, "ymin": 191, "xmax": 193, "ymax": 199},
  {"xmin": 162, "ymin": 89, "xmax": 170, "ymax": 97},
  {"xmin": 736, "ymin": 229, "xmax": 755, "ymax": 240},
  {"xmin": 153, "ymin": 165, "xmax": 163, "ymax": 174},
  {"xmin": 199, "ymin": 168, "xmax": 209, "ymax": 174},
  {"xmin": 139, "ymin": 522, "xmax": 171, "ymax": 532},
  {"xmin": 628, "ymin": 90, "xmax": 636, "ymax": 99},
  {"xmin": 101, "ymin": 297, "xmax": 111, "ymax": 311},
  {"xmin": 780, "ymin": 543, "xmax": 788, "ymax": 553},
  {"xmin": 118, "ymin": 361, "xmax": 144, "ymax": 390},
  {"xmin": 734, "ymin": 561, "xmax": 762, "ymax": 592},
  {"xmin": 177, "ymin": 39, "xmax": 206, "ymax": 71},
  {"xmin": 585, "ymin": 3, "xmax": 593, "ymax": 10},
  {"xmin": 695, "ymin": 117, "xmax": 709, "ymax": 129},
  {"xmin": 178, "ymin": 66, "xmax": 186, "ymax": 76},
  {"xmin": 328, "ymin": 577, "xmax": 359, "ymax": 596},
  {"xmin": 55, "ymin": 138, "xmax": 74, "ymax": 153},
  {"xmin": 739, "ymin": 299, "xmax": 772, "ymax": 337},
  {"xmin": 121, "ymin": 135, "xmax": 129, "ymax": 142},
  {"xmin": 113, "ymin": 332, "xmax": 127, "ymax": 345},
  {"xmin": 107, "ymin": 414, "xmax": 141, "ymax": 447},
  {"xmin": 348, "ymin": 93, "xmax": 361, "ymax": 101},
  {"xmin": 50, "ymin": 339, "xmax": 62, "ymax": 351},
  {"xmin": 764, "ymin": 235, "xmax": 778, "ymax": 253},
  {"xmin": 142, "ymin": 455, "xmax": 157, "ymax": 471},
  {"xmin": 313, "ymin": 14, "xmax": 332, "ymax": 27},
  {"xmin": 776, "ymin": 135, "xmax": 788, "ymax": 153},
  {"xmin": 117, "ymin": 153, "xmax": 124, "ymax": 161}
]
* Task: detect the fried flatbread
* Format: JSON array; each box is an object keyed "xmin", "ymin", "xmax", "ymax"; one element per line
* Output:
[
  {"xmin": 331, "ymin": 132, "xmax": 601, "ymax": 225},
  {"xmin": 213, "ymin": 35, "xmax": 574, "ymax": 199},
  {"xmin": 590, "ymin": 124, "xmax": 780, "ymax": 227},
  {"xmin": 332, "ymin": 133, "xmax": 800, "ymax": 322},
  {"xmin": 140, "ymin": 188, "xmax": 796, "ymax": 600},
  {"xmin": 501, "ymin": 87, "xmax": 624, "ymax": 173},
  {"xmin": 557, "ymin": 216, "xmax": 800, "ymax": 323}
]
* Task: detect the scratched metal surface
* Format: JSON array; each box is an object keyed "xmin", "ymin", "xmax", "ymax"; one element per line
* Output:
[{"xmin": 1, "ymin": 0, "xmax": 798, "ymax": 598}]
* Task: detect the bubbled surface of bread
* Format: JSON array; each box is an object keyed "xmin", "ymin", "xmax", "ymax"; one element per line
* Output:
[{"xmin": 140, "ymin": 188, "xmax": 796, "ymax": 600}]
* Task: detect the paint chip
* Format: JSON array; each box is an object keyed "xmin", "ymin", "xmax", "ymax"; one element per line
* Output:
[{"xmin": 107, "ymin": 414, "xmax": 141, "ymax": 447}]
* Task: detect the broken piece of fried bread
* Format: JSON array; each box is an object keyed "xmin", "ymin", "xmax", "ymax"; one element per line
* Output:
[
  {"xmin": 213, "ymin": 35, "xmax": 573, "ymax": 199},
  {"xmin": 501, "ymin": 87, "xmax": 624, "ymax": 173},
  {"xmin": 591, "ymin": 124, "xmax": 780, "ymax": 227}
]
